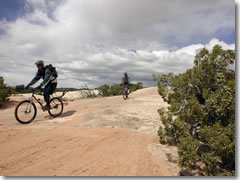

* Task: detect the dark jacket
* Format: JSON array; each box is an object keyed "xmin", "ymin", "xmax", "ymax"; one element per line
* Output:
[
  {"xmin": 27, "ymin": 65, "xmax": 57, "ymax": 88},
  {"xmin": 122, "ymin": 76, "xmax": 130, "ymax": 85}
]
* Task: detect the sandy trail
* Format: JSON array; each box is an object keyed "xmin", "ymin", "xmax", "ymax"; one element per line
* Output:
[{"xmin": 0, "ymin": 87, "xmax": 179, "ymax": 176}]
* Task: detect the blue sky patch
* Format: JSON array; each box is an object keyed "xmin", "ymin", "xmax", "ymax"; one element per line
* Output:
[{"xmin": 0, "ymin": 0, "xmax": 28, "ymax": 22}]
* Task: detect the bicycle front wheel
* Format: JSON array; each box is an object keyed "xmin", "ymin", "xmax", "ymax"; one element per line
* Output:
[
  {"xmin": 123, "ymin": 91, "xmax": 128, "ymax": 100},
  {"xmin": 123, "ymin": 92, "xmax": 126, "ymax": 100},
  {"xmin": 14, "ymin": 100, "xmax": 37, "ymax": 124},
  {"xmin": 48, "ymin": 97, "xmax": 64, "ymax": 117}
]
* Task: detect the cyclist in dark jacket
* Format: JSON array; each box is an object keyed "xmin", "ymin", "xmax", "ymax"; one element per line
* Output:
[
  {"xmin": 122, "ymin": 72, "xmax": 130, "ymax": 92},
  {"xmin": 26, "ymin": 60, "xmax": 58, "ymax": 110}
]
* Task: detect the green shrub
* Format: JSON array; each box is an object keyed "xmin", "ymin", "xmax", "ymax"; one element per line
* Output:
[
  {"xmin": 109, "ymin": 84, "xmax": 122, "ymax": 96},
  {"xmin": 0, "ymin": 76, "xmax": 11, "ymax": 107},
  {"xmin": 157, "ymin": 45, "xmax": 235, "ymax": 176},
  {"xmin": 157, "ymin": 73, "xmax": 174, "ymax": 102},
  {"xmin": 98, "ymin": 84, "xmax": 110, "ymax": 97},
  {"xmin": 97, "ymin": 82, "xmax": 144, "ymax": 97},
  {"xmin": 15, "ymin": 84, "xmax": 25, "ymax": 93}
]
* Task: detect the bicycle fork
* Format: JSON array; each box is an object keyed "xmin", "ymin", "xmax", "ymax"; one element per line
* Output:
[{"xmin": 25, "ymin": 97, "xmax": 34, "ymax": 113}]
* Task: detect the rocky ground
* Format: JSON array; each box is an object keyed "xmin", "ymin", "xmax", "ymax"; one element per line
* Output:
[{"xmin": 0, "ymin": 87, "xmax": 179, "ymax": 176}]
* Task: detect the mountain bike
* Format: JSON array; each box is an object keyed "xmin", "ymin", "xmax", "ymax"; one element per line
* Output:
[
  {"xmin": 14, "ymin": 89, "xmax": 64, "ymax": 124},
  {"xmin": 123, "ymin": 85, "xmax": 129, "ymax": 100}
]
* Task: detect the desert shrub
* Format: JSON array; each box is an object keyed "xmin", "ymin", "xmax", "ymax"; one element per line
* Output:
[
  {"xmin": 129, "ymin": 82, "xmax": 143, "ymax": 92},
  {"xmin": 97, "ymin": 82, "xmax": 143, "ymax": 97},
  {"xmin": 15, "ymin": 84, "xmax": 25, "ymax": 93},
  {"xmin": 157, "ymin": 73, "xmax": 174, "ymax": 102},
  {"xmin": 109, "ymin": 84, "xmax": 122, "ymax": 96},
  {"xmin": 0, "ymin": 76, "xmax": 11, "ymax": 107},
  {"xmin": 98, "ymin": 84, "xmax": 110, "ymax": 97},
  {"xmin": 131, "ymin": 82, "xmax": 143, "ymax": 92},
  {"xmin": 157, "ymin": 45, "xmax": 235, "ymax": 176}
]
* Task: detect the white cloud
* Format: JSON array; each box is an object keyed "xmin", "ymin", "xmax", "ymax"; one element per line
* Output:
[
  {"xmin": 206, "ymin": 38, "xmax": 235, "ymax": 51},
  {"xmin": 0, "ymin": 0, "xmax": 235, "ymax": 88},
  {"xmin": 175, "ymin": 44, "xmax": 204, "ymax": 56}
]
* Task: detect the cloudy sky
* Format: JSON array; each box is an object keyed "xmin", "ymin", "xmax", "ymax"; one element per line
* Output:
[{"xmin": 0, "ymin": 0, "xmax": 235, "ymax": 88}]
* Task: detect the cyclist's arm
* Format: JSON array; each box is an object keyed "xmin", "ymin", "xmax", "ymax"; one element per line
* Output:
[
  {"xmin": 26, "ymin": 71, "xmax": 41, "ymax": 87},
  {"xmin": 39, "ymin": 68, "xmax": 52, "ymax": 88}
]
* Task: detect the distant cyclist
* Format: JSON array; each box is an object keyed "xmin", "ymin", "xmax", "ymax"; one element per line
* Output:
[
  {"xmin": 25, "ymin": 60, "xmax": 58, "ymax": 110},
  {"xmin": 122, "ymin": 72, "xmax": 130, "ymax": 93}
]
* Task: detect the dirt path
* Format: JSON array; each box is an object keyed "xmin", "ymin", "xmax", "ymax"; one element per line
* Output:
[{"xmin": 0, "ymin": 87, "xmax": 179, "ymax": 176}]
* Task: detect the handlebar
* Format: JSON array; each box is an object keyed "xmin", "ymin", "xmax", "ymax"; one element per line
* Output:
[{"xmin": 30, "ymin": 88, "xmax": 67, "ymax": 97}]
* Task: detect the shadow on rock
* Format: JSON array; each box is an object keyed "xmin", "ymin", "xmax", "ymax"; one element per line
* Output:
[{"xmin": 44, "ymin": 110, "xmax": 76, "ymax": 119}]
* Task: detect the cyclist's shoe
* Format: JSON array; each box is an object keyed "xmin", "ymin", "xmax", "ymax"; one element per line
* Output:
[{"xmin": 42, "ymin": 104, "xmax": 51, "ymax": 111}]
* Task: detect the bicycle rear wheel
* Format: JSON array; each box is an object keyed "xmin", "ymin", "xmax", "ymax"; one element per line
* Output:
[
  {"xmin": 48, "ymin": 97, "xmax": 64, "ymax": 117},
  {"xmin": 15, "ymin": 100, "xmax": 37, "ymax": 124}
]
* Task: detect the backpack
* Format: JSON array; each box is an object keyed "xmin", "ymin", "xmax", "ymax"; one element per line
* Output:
[{"xmin": 47, "ymin": 64, "xmax": 58, "ymax": 78}]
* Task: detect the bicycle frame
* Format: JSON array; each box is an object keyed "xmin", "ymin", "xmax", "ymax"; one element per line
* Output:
[
  {"xmin": 15, "ymin": 89, "xmax": 64, "ymax": 124},
  {"xmin": 123, "ymin": 86, "xmax": 129, "ymax": 94},
  {"xmin": 30, "ymin": 94, "xmax": 44, "ymax": 107},
  {"xmin": 26, "ymin": 90, "xmax": 56, "ymax": 112},
  {"xmin": 24, "ymin": 93, "xmax": 42, "ymax": 113}
]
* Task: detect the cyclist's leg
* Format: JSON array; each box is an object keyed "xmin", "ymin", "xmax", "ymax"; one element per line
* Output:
[
  {"xmin": 127, "ymin": 84, "xmax": 130, "ymax": 93},
  {"xmin": 49, "ymin": 83, "xmax": 57, "ymax": 95},
  {"xmin": 44, "ymin": 85, "xmax": 51, "ymax": 106},
  {"xmin": 43, "ymin": 83, "xmax": 57, "ymax": 110},
  {"xmin": 44, "ymin": 83, "xmax": 57, "ymax": 105},
  {"xmin": 123, "ymin": 84, "xmax": 127, "ymax": 92}
]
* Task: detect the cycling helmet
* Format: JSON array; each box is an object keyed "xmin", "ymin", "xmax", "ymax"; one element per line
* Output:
[{"xmin": 35, "ymin": 60, "xmax": 44, "ymax": 66}]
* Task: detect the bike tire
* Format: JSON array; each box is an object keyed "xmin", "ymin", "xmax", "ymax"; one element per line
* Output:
[
  {"xmin": 48, "ymin": 97, "xmax": 64, "ymax": 117},
  {"xmin": 14, "ymin": 100, "xmax": 37, "ymax": 124}
]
